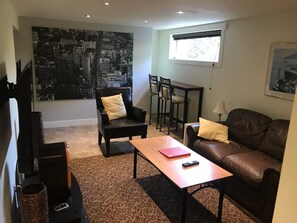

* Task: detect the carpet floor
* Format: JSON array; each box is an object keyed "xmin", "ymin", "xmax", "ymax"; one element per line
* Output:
[{"xmin": 71, "ymin": 153, "xmax": 255, "ymax": 223}]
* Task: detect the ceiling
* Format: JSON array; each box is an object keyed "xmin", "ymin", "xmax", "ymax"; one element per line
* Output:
[{"xmin": 10, "ymin": 0, "xmax": 297, "ymax": 30}]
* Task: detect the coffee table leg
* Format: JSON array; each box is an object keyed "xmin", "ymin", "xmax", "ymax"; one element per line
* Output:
[
  {"xmin": 133, "ymin": 148, "xmax": 137, "ymax": 178},
  {"xmin": 218, "ymin": 179, "xmax": 225, "ymax": 222},
  {"xmin": 181, "ymin": 188, "xmax": 187, "ymax": 223}
]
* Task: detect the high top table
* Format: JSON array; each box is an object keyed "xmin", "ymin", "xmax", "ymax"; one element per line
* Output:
[
  {"xmin": 130, "ymin": 136, "xmax": 233, "ymax": 223},
  {"xmin": 171, "ymin": 81, "xmax": 204, "ymax": 137}
]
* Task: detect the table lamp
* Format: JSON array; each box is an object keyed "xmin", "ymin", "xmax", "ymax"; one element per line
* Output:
[{"xmin": 213, "ymin": 101, "xmax": 227, "ymax": 122}]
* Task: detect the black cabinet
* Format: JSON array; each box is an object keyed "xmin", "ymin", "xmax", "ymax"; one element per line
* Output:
[
  {"xmin": 21, "ymin": 174, "xmax": 89, "ymax": 223},
  {"xmin": 48, "ymin": 174, "xmax": 89, "ymax": 223}
]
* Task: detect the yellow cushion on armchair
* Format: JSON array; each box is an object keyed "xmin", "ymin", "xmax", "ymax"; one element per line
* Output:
[{"xmin": 101, "ymin": 93, "xmax": 127, "ymax": 120}]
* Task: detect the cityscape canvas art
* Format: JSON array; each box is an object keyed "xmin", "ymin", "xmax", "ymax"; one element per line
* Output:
[{"xmin": 32, "ymin": 26, "xmax": 133, "ymax": 101}]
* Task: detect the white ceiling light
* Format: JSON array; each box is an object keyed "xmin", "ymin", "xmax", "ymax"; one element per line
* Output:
[
  {"xmin": 177, "ymin": 11, "xmax": 185, "ymax": 14},
  {"xmin": 86, "ymin": 14, "xmax": 91, "ymax": 18},
  {"xmin": 104, "ymin": 2, "xmax": 110, "ymax": 6}
]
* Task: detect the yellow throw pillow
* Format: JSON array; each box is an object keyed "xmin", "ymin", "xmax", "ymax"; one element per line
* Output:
[
  {"xmin": 198, "ymin": 117, "xmax": 229, "ymax": 144},
  {"xmin": 101, "ymin": 93, "xmax": 127, "ymax": 120}
]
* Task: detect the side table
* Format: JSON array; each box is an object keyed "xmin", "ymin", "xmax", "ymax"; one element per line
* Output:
[
  {"xmin": 48, "ymin": 174, "xmax": 89, "ymax": 223},
  {"xmin": 21, "ymin": 173, "xmax": 89, "ymax": 223}
]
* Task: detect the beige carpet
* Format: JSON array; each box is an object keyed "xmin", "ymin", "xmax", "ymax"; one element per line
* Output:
[{"xmin": 44, "ymin": 124, "xmax": 182, "ymax": 159}]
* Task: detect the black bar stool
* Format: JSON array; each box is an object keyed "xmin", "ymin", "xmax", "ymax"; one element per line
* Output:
[
  {"xmin": 159, "ymin": 77, "xmax": 188, "ymax": 135},
  {"xmin": 148, "ymin": 74, "xmax": 160, "ymax": 128}
]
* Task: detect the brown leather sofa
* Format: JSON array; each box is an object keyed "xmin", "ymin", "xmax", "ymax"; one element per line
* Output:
[{"xmin": 186, "ymin": 108, "xmax": 289, "ymax": 223}]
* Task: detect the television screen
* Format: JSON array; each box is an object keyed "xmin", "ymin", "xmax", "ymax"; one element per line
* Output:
[
  {"xmin": 0, "ymin": 64, "xmax": 12, "ymax": 173},
  {"xmin": 16, "ymin": 60, "xmax": 34, "ymax": 175}
]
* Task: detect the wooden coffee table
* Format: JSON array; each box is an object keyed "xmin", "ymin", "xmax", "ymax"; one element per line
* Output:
[{"xmin": 130, "ymin": 136, "xmax": 233, "ymax": 223}]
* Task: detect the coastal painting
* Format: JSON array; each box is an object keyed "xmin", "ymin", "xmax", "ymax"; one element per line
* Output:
[{"xmin": 265, "ymin": 43, "xmax": 297, "ymax": 100}]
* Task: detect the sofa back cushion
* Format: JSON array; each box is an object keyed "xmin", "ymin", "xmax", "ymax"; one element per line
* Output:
[
  {"xmin": 258, "ymin": 119, "xmax": 289, "ymax": 161},
  {"xmin": 226, "ymin": 108, "xmax": 272, "ymax": 149}
]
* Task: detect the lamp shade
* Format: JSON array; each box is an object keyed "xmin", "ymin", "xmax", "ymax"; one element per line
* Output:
[{"xmin": 213, "ymin": 101, "xmax": 227, "ymax": 115}]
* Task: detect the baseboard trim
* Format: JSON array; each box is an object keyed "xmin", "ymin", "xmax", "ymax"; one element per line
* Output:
[{"xmin": 43, "ymin": 118, "xmax": 97, "ymax": 128}]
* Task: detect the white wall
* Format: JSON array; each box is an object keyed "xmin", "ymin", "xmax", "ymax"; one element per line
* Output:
[
  {"xmin": 273, "ymin": 90, "xmax": 297, "ymax": 222},
  {"xmin": 14, "ymin": 17, "xmax": 153, "ymax": 127},
  {"xmin": 154, "ymin": 11, "xmax": 297, "ymax": 222},
  {"xmin": 155, "ymin": 11, "xmax": 297, "ymax": 122},
  {"xmin": 0, "ymin": 0, "xmax": 19, "ymax": 222}
]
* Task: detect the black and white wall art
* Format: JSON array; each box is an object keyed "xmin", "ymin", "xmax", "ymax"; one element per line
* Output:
[
  {"xmin": 265, "ymin": 43, "xmax": 297, "ymax": 100},
  {"xmin": 32, "ymin": 26, "xmax": 133, "ymax": 101}
]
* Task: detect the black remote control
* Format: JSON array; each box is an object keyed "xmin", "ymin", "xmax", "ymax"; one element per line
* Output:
[{"xmin": 182, "ymin": 160, "xmax": 199, "ymax": 168}]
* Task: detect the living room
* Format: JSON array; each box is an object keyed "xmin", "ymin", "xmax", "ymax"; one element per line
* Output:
[{"xmin": 1, "ymin": 0, "xmax": 297, "ymax": 222}]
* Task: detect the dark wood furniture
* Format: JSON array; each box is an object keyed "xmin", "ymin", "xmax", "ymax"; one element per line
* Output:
[
  {"xmin": 171, "ymin": 81, "xmax": 204, "ymax": 137},
  {"xmin": 148, "ymin": 74, "xmax": 159, "ymax": 126},
  {"xmin": 95, "ymin": 87, "xmax": 148, "ymax": 157},
  {"xmin": 159, "ymin": 77, "xmax": 188, "ymax": 135},
  {"xmin": 130, "ymin": 136, "xmax": 232, "ymax": 223}
]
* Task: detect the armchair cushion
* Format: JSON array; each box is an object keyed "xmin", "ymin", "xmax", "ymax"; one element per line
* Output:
[{"xmin": 101, "ymin": 93, "xmax": 127, "ymax": 120}]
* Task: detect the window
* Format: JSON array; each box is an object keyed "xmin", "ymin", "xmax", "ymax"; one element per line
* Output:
[{"xmin": 169, "ymin": 25, "xmax": 226, "ymax": 67}]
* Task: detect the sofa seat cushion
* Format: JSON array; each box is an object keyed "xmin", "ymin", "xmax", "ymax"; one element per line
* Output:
[
  {"xmin": 192, "ymin": 139, "xmax": 251, "ymax": 165},
  {"xmin": 222, "ymin": 151, "xmax": 281, "ymax": 189}
]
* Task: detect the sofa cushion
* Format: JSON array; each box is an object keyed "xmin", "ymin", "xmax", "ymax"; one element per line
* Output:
[
  {"xmin": 222, "ymin": 151, "xmax": 281, "ymax": 189},
  {"xmin": 258, "ymin": 119, "xmax": 289, "ymax": 161},
  {"xmin": 198, "ymin": 118, "xmax": 229, "ymax": 144},
  {"xmin": 225, "ymin": 108, "xmax": 272, "ymax": 149},
  {"xmin": 192, "ymin": 139, "xmax": 251, "ymax": 165}
]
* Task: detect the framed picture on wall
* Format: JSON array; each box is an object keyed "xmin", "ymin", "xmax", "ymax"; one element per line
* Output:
[
  {"xmin": 265, "ymin": 43, "xmax": 297, "ymax": 101},
  {"xmin": 31, "ymin": 26, "xmax": 134, "ymax": 101}
]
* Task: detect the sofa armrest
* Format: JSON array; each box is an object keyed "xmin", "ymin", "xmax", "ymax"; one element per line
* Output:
[
  {"xmin": 130, "ymin": 106, "xmax": 147, "ymax": 123},
  {"xmin": 186, "ymin": 123, "xmax": 200, "ymax": 148},
  {"xmin": 261, "ymin": 168, "xmax": 281, "ymax": 222}
]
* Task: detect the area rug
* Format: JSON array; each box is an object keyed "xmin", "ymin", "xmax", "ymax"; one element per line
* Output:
[{"xmin": 71, "ymin": 154, "xmax": 255, "ymax": 223}]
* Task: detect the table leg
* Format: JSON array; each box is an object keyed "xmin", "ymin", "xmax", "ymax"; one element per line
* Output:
[
  {"xmin": 217, "ymin": 179, "xmax": 225, "ymax": 222},
  {"xmin": 181, "ymin": 188, "xmax": 188, "ymax": 223},
  {"xmin": 182, "ymin": 91, "xmax": 189, "ymax": 138},
  {"xmin": 183, "ymin": 91, "xmax": 189, "ymax": 124},
  {"xmin": 197, "ymin": 89, "xmax": 203, "ymax": 120},
  {"xmin": 133, "ymin": 148, "xmax": 137, "ymax": 178}
]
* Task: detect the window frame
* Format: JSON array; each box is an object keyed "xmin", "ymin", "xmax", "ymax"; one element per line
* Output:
[{"xmin": 168, "ymin": 23, "xmax": 227, "ymax": 67}]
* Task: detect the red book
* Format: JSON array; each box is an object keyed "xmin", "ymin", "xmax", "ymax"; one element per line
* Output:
[{"xmin": 159, "ymin": 147, "xmax": 191, "ymax": 158}]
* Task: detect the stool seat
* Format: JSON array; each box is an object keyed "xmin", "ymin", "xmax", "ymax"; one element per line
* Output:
[{"xmin": 172, "ymin": 94, "xmax": 186, "ymax": 103}]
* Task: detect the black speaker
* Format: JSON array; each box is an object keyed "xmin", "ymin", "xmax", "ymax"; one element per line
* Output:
[{"xmin": 38, "ymin": 142, "xmax": 71, "ymax": 204}]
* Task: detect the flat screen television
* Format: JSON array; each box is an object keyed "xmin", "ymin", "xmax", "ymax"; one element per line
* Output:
[
  {"xmin": 16, "ymin": 60, "xmax": 34, "ymax": 175},
  {"xmin": 0, "ymin": 65, "xmax": 12, "ymax": 171}
]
